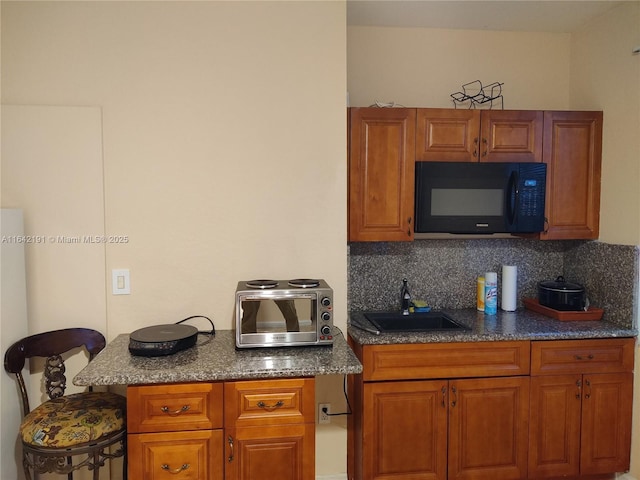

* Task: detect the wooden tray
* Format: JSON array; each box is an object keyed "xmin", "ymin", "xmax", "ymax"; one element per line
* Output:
[{"xmin": 522, "ymin": 298, "xmax": 603, "ymax": 321}]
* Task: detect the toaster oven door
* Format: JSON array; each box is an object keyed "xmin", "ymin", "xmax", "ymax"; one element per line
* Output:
[{"xmin": 235, "ymin": 293, "xmax": 319, "ymax": 348}]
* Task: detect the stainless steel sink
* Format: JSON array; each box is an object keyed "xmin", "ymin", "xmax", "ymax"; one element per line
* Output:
[{"xmin": 363, "ymin": 311, "xmax": 469, "ymax": 333}]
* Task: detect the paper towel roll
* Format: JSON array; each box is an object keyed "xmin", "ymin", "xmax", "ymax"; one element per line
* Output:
[{"xmin": 501, "ymin": 265, "xmax": 517, "ymax": 311}]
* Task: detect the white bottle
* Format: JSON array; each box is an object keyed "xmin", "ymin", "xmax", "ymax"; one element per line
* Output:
[
  {"xmin": 501, "ymin": 265, "xmax": 517, "ymax": 311},
  {"xmin": 484, "ymin": 272, "xmax": 498, "ymax": 315}
]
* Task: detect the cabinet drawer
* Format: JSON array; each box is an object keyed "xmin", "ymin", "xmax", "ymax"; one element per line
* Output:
[
  {"xmin": 531, "ymin": 338, "xmax": 635, "ymax": 376},
  {"xmin": 128, "ymin": 383, "xmax": 223, "ymax": 433},
  {"xmin": 224, "ymin": 378, "xmax": 315, "ymax": 427},
  {"xmin": 361, "ymin": 341, "xmax": 530, "ymax": 381},
  {"xmin": 128, "ymin": 429, "xmax": 223, "ymax": 480}
]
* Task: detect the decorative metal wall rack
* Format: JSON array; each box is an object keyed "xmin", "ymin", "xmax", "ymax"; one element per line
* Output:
[{"xmin": 451, "ymin": 80, "xmax": 504, "ymax": 109}]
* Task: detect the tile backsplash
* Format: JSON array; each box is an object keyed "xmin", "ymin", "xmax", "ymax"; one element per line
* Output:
[{"xmin": 348, "ymin": 239, "xmax": 638, "ymax": 329}]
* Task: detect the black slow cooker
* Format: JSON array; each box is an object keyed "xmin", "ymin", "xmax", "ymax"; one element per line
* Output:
[{"xmin": 537, "ymin": 276, "xmax": 586, "ymax": 311}]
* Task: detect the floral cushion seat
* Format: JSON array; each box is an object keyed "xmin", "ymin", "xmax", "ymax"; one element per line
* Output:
[{"xmin": 20, "ymin": 392, "xmax": 126, "ymax": 448}]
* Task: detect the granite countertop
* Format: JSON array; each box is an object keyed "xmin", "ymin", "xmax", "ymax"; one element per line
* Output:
[
  {"xmin": 74, "ymin": 327, "xmax": 362, "ymax": 386},
  {"xmin": 348, "ymin": 308, "xmax": 638, "ymax": 345}
]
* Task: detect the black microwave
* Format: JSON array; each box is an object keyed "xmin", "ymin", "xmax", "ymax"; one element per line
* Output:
[{"xmin": 415, "ymin": 162, "xmax": 546, "ymax": 234}]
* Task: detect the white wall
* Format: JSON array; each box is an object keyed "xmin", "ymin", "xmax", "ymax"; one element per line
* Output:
[
  {"xmin": 570, "ymin": 1, "xmax": 640, "ymax": 247},
  {"xmin": 1, "ymin": 1, "xmax": 347, "ymax": 337},
  {"xmin": 348, "ymin": 26, "xmax": 571, "ymax": 109},
  {"xmin": 1, "ymin": 106, "xmax": 107, "ymax": 339}
]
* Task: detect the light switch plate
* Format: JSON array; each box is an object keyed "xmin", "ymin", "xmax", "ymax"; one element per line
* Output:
[{"xmin": 112, "ymin": 269, "xmax": 130, "ymax": 295}]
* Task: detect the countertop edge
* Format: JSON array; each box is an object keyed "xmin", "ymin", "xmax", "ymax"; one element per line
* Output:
[
  {"xmin": 73, "ymin": 328, "xmax": 363, "ymax": 387},
  {"xmin": 348, "ymin": 309, "xmax": 638, "ymax": 345}
]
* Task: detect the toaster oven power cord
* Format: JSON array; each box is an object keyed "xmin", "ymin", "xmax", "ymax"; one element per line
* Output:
[
  {"xmin": 321, "ymin": 374, "xmax": 353, "ymax": 418},
  {"xmin": 321, "ymin": 328, "xmax": 353, "ymax": 418}
]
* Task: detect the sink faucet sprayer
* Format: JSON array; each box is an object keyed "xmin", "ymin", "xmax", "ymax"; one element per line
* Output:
[{"xmin": 401, "ymin": 278, "xmax": 411, "ymax": 315}]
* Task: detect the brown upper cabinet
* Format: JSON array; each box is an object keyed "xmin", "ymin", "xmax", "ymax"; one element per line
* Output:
[
  {"xmin": 416, "ymin": 109, "xmax": 543, "ymax": 163},
  {"xmin": 348, "ymin": 107, "xmax": 416, "ymax": 242},
  {"xmin": 540, "ymin": 111, "xmax": 603, "ymax": 240},
  {"xmin": 347, "ymin": 107, "xmax": 602, "ymax": 242}
]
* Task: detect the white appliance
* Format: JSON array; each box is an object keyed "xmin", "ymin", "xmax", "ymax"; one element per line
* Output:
[{"xmin": 1, "ymin": 209, "xmax": 29, "ymax": 480}]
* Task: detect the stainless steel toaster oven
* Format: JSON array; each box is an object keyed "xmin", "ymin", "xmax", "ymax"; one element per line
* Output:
[{"xmin": 235, "ymin": 279, "xmax": 334, "ymax": 349}]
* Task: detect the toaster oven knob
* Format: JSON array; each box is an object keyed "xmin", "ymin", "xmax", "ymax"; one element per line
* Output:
[
  {"xmin": 321, "ymin": 311, "xmax": 331, "ymax": 322},
  {"xmin": 321, "ymin": 325, "xmax": 332, "ymax": 336},
  {"xmin": 321, "ymin": 297, "xmax": 331, "ymax": 307}
]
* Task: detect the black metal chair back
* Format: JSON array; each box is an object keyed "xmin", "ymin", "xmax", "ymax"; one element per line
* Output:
[{"xmin": 4, "ymin": 328, "xmax": 126, "ymax": 480}]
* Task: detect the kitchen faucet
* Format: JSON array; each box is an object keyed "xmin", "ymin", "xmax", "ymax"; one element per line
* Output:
[{"xmin": 401, "ymin": 278, "xmax": 411, "ymax": 315}]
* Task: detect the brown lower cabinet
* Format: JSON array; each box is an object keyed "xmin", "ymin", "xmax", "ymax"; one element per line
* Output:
[
  {"xmin": 362, "ymin": 376, "xmax": 529, "ymax": 480},
  {"xmin": 127, "ymin": 377, "xmax": 315, "ymax": 480},
  {"xmin": 529, "ymin": 339, "xmax": 635, "ymax": 479},
  {"xmin": 348, "ymin": 337, "xmax": 635, "ymax": 480},
  {"xmin": 349, "ymin": 340, "xmax": 531, "ymax": 480}
]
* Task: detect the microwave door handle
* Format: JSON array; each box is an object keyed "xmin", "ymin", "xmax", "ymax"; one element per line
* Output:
[{"xmin": 506, "ymin": 170, "xmax": 518, "ymax": 226}]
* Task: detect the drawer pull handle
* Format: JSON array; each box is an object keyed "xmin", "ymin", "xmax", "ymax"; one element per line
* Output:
[
  {"xmin": 161, "ymin": 463, "xmax": 190, "ymax": 474},
  {"xmin": 228, "ymin": 435, "xmax": 234, "ymax": 462},
  {"xmin": 585, "ymin": 379, "xmax": 592, "ymax": 399},
  {"xmin": 257, "ymin": 400, "xmax": 284, "ymax": 411},
  {"xmin": 576, "ymin": 379, "xmax": 582, "ymax": 399},
  {"xmin": 441, "ymin": 386, "xmax": 447, "ymax": 408},
  {"xmin": 161, "ymin": 405, "xmax": 190, "ymax": 415},
  {"xmin": 575, "ymin": 354, "xmax": 595, "ymax": 360},
  {"xmin": 450, "ymin": 386, "xmax": 457, "ymax": 408}
]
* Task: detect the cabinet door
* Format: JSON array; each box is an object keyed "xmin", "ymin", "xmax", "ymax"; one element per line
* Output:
[
  {"xmin": 528, "ymin": 374, "xmax": 582, "ymax": 478},
  {"xmin": 580, "ymin": 372, "xmax": 633, "ymax": 475},
  {"xmin": 479, "ymin": 110, "xmax": 543, "ymax": 163},
  {"xmin": 416, "ymin": 109, "xmax": 480, "ymax": 162},
  {"xmin": 348, "ymin": 107, "xmax": 416, "ymax": 241},
  {"xmin": 448, "ymin": 376, "xmax": 529, "ymax": 480},
  {"xmin": 541, "ymin": 111, "xmax": 603, "ymax": 240},
  {"xmin": 362, "ymin": 380, "xmax": 448, "ymax": 480},
  {"xmin": 129, "ymin": 430, "xmax": 223, "ymax": 480},
  {"xmin": 225, "ymin": 424, "xmax": 315, "ymax": 480},
  {"xmin": 416, "ymin": 109, "xmax": 542, "ymax": 163}
]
